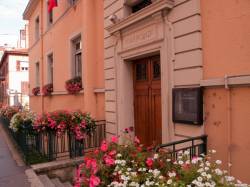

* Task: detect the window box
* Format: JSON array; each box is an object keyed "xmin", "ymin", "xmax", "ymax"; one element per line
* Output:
[
  {"xmin": 42, "ymin": 83, "xmax": 53, "ymax": 96},
  {"xmin": 32, "ymin": 87, "xmax": 40, "ymax": 96},
  {"xmin": 65, "ymin": 76, "xmax": 83, "ymax": 94},
  {"xmin": 172, "ymin": 87, "xmax": 203, "ymax": 125}
]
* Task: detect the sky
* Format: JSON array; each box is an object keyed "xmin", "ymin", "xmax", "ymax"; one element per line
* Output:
[{"xmin": 0, "ymin": 0, "xmax": 29, "ymax": 47}]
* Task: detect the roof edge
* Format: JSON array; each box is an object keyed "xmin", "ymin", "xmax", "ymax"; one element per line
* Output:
[
  {"xmin": 23, "ymin": 0, "xmax": 39, "ymax": 20},
  {"xmin": 0, "ymin": 50, "xmax": 28, "ymax": 66}
]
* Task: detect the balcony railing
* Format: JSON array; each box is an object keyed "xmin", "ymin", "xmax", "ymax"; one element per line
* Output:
[{"xmin": 155, "ymin": 135, "xmax": 208, "ymax": 160}]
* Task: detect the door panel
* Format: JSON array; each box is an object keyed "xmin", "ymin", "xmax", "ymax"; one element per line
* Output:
[{"xmin": 133, "ymin": 55, "xmax": 162, "ymax": 146}]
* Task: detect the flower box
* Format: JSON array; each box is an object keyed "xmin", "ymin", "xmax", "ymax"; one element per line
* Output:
[
  {"xmin": 42, "ymin": 83, "xmax": 53, "ymax": 96},
  {"xmin": 32, "ymin": 87, "xmax": 40, "ymax": 96},
  {"xmin": 65, "ymin": 76, "xmax": 83, "ymax": 94}
]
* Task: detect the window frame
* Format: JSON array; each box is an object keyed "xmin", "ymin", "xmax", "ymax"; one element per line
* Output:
[
  {"xmin": 35, "ymin": 62, "xmax": 40, "ymax": 87},
  {"xmin": 47, "ymin": 53, "xmax": 54, "ymax": 84},
  {"xmin": 35, "ymin": 16, "xmax": 40, "ymax": 41},
  {"xmin": 71, "ymin": 35, "xmax": 82, "ymax": 78}
]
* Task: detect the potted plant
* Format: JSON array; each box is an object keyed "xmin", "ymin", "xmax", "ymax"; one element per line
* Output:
[
  {"xmin": 32, "ymin": 87, "xmax": 40, "ymax": 96},
  {"xmin": 42, "ymin": 83, "xmax": 53, "ymax": 96},
  {"xmin": 65, "ymin": 76, "xmax": 83, "ymax": 94}
]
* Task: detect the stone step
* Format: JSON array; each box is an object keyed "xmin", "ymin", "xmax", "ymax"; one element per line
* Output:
[
  {"xmin": 63, "ymin": 182, "xmax": 73, "ymax": 187},
  {"xmin": 51, "ymin": 178, "xmax": 64, "ymax": 187},
  {"xmin": 38, "ymin": 175, "xmax": 55, "ymax": 187}
]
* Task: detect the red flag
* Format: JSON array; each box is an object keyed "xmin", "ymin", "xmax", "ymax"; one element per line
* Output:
[{"xmin": 48, "ymin": 0, "xmax": 58, "ymax": 12}]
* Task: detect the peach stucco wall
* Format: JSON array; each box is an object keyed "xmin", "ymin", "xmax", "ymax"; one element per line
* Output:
[
  {"xmin": 202, "ymin": 0, "xmax": 250, "ymax": 79},
  {"xmin": 27, "ymin": 0, "xmax": 104, "ymax": 120},
  {"xmin": 201, "ymin": 0, "xmax": 250, "ymax": 183}
]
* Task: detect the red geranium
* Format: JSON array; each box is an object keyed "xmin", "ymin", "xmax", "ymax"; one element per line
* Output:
[
  {"xmin": 32, "ymin": 87, "xmax": 40, "ymax": 96},
  {"xmin": 65, "ymin": 76, "xmax": 83, "ymax": 94}
]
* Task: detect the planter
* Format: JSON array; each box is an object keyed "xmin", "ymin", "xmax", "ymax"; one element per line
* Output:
[
  {"xmin": 65, "ymin": 76, "xmax": 83, "ymax": 94},
  {"xmin": 42, "ymin": 83, "xmax": 53, "ymax": 96},
  {"xmin": 32, "ymin": 87, "xmax": 40, "ymax": 96}
]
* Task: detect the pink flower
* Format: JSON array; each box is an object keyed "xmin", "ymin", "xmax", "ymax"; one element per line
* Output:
[
  {"xmin": 89, "ymin": 175, "xmax": 100, "ymax": 187},
  {"xmin": 134, "ymin": 136, "xmax": 140, "ymax": 144},
  {"xmin": 146, "ymin": 158, "xmax": 153, "ymax": 167},
  {"xmin": 108, "ymin": 150, "xmax": 117, "ymax": 156},
  {"xmin": 111, "ymin": 136, "xmax": 118, "ymax": 143},
  {"xmin": 104, "ymin": 155, "xmax": 115, "ymax": 166},
  {"xmin": 100, "ymin": 141, "xmax": 108, "ymax": 152}
]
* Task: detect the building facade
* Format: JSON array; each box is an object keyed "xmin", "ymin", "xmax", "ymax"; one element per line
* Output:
[
  {"xmin": 23, "ymin": 0, "xmax": 105, "ymax": 120},
  {"xmin": 0, "ymin": 50, "xmax": 29, "ymax": 107},
  {"xmin": 104, "ymin": 0, "xmax": 250, "ymax": 183}
]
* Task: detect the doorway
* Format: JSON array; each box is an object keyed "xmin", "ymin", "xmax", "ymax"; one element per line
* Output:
[{"xmin": 133, "ymin": 55, "xmax": 162, "ymax": 146}]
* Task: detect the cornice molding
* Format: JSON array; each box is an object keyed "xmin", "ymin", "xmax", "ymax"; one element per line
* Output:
[
  {"xmin": 106, "ymin": 0, "xmax": 174, "ymax": 34},
  {"xmin": 23, "ymin": 0, "xmax": 39, "ymax": 20}
]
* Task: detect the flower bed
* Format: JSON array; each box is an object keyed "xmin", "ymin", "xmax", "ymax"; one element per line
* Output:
[
  {"xmin": 32, "ymin": 86, "xmax": 40, "ymax": 96},
  {"xmin": 42, "ymin": 83, "xmax": 53, "ymax": 96},
  {"xmin": 74, "ymin": 132, "xmax": 248, "ymax": 187},
  {"xmin": 65, "ymin": 76, "xmax": 83, "ymax": 94}
]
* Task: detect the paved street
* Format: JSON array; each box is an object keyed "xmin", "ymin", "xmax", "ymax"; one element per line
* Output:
[{"xmin": 0, "ymin": 128, "xmax": 30, "ymax": 187}]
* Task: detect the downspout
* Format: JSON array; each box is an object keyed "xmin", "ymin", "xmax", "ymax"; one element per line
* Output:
[
  {"xmin": 224, "ymin": 75, "xmax": 232, "ymax": 174},
  {"xmin": 40, "ymin": 0, "xmax": 44, "ymax": 113}
]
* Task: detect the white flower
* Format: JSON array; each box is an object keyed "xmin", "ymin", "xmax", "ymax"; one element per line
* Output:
[
  {"xmin": 168, "ymin": 172, "xmax": 176, "ymax": 178},
  {"xmin": 167, "ymin": 179, "xmax": 172, "ymax": 185},
  {"xmin": 215, "ymin": 160, "xmax": 222, "ymax": 165},
  {"xmin": 153, "ymin": 154, "xmax": 159, "ymax": 159},
  {"xmin": 215, "ymin": 168, "xmax": 223, "ymax": 176}
]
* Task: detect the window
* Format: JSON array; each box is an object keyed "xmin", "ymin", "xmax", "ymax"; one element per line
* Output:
[
  {"xmin": 173, "ymin": 88, "xmax": 203, "ymax": 125},
  {"xmin": 71, "ymin": 36, "xmax": 82, "ymax": 77},
  {"xmin": 47, "ymin": 53, "xmax": 53, "ymax": 84},
  {"xmin": 35, "ymin": 16, "xmax": 40, "ymax": 41},
  {"xmin": 35, "ymin": 62, "xmax": 40, "ymax": 86},
  {"xmin": 124, "ymin": 0, "xmax": 152, "ymax": 15},
  {"xmin": 132, "ymin": 0, "xmax": 152, "ymax": 13},
  {"xmin": 16, "ymin": 61, "xmax": 21, "ymax": 71}
]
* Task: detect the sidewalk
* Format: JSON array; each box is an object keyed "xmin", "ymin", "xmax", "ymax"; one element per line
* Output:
[{"xmin": 0, "ymin": 127, "xmax": 30, "ymax": 187}]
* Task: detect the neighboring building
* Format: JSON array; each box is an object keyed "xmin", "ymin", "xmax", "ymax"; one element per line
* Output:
[
  {"xmin": 0, "ymin": 50, "xmax": 29, "ymax": 107},
  {"xmin": 23, "ymin": 0, "xmax": 105, "ymax": 120},
  {"xmin": 104, "ymin": 0, "xmax": 250, "ymax": 183}
]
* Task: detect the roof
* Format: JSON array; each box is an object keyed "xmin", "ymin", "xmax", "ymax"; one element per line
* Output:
[
  {"xmin": 23, "ymin": 0, "xmax": 39, "ymax": 20},
  {"xmin": 0, "ymin": 49, "xmax": 28, "ymax": 67}
]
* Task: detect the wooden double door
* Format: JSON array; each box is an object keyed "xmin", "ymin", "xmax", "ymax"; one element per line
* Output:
[{"xmin": 133, "ymin": 55, "xmax": 162, "ymax": 146}]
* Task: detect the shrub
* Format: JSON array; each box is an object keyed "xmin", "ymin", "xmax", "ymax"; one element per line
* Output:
[
  {"xmin": 0, "ymin": 106, "xmax": 19, "ymax": 121},
  {"xmin": 32, "ymin": 87, "xmax": 40, "ymax": 96},
  {"xmin": 10, "ymin": 111, "xmax": 36, "ymax": 133},
  {"xmin": 65, "ymin": 76, "xmax": 83, "ymax": 94},
  {"xmin": 74, "ymin": 132, "xmax": 249, "ymax": 187},
  {"xmin": 42, "ymin": 83, "xmax": 53, "ymax": 96}
]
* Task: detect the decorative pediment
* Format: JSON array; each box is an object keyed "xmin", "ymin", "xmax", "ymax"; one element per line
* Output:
[{"xmin": 107, "ymin": 0, "xmax": 174, "ymax": 34}]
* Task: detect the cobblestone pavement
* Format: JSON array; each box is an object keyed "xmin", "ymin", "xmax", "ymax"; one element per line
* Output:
[{"xmin": 0, "ymin": 128, "xmax": 30, "ymax": 187}]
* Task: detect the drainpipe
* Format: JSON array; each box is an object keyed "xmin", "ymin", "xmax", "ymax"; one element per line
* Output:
[
  {"xmin": 40, "ymin": 0, "xmax": 44, "ymax": 113},
  {"xmin": 225, "ymin": 75, "xmax": 232, "ymax": 174}
]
